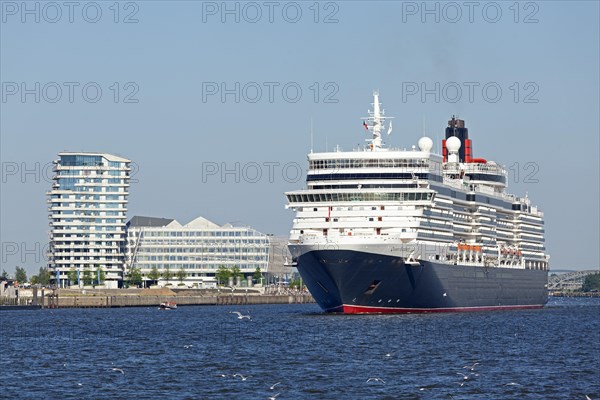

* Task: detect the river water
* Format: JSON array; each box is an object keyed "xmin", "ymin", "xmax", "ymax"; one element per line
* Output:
[{"xmin": 1, "ymin": 297, "xmax": 598, "ymax": 399}]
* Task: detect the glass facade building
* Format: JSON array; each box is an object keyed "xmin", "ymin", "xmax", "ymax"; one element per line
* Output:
[
  {"xmin": 125, "ymin": 216, "xmax": 270, "ymax": 288},
  {"xmin": 47, "ymin": 152, "xmax": 131, "ymax": 288}
]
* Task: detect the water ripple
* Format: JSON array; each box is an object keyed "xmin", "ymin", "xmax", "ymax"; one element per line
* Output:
[{"xmin": 1, "ymin": 298, "xmax": 599, "ymax": 399}]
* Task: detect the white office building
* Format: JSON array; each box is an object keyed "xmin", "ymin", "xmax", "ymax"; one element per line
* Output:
[
  {"xmin": 47, "ymin": 152, "xmax": 131, "ymax": 288},
  {"xmin": 125, "ymin": 216, "xmax": 270, "ymax": 288}
]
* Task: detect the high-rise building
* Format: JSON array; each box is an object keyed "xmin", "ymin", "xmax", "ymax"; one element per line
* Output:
[
  {"xmin": 47, "ymin": 152, "xmax": 131, "ymax": 288},
  {"xmin": 125, "ymin": 216, "xmax": 270, "ymax": 288}
]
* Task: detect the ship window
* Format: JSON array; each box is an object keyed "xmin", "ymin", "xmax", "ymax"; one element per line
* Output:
[
  {"xmin": 372, "ymin": 207, "xmax": 376, "ymax": 210},
  {"xmin": 313, "ymin": 208, "xmax": 318, "ymax": 211},
  {"xmin": 369, "ymin": 218, "xmax": 374, "ymax": 221},
  {"xmin": 380, "ymin": 206, "xmax": 385, "ymax": 210}
]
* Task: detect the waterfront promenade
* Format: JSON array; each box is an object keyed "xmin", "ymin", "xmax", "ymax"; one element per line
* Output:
[{"xmin": 1, "ymin": 287, "xmax": 314, "ymax": 309}]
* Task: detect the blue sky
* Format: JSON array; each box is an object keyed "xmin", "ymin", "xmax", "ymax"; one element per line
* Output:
[{"xmin": 1, "ymin": 1, "xmax": 598, "ymax": 275}]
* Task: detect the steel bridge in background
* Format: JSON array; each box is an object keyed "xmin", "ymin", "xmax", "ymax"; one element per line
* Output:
[{"xmin": 548, "ymin": 270, "xmax": 599, "ymax": 291}]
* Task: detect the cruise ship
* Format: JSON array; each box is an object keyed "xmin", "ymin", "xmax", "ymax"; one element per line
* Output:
[{"xmin": 285, "ymin": 92, "xmax": 549, "ymax": 314}]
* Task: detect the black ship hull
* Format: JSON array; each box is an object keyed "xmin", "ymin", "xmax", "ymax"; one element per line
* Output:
[{"xmin": 297, "ymin": 250, "xmax": 548, "ymax": 314}]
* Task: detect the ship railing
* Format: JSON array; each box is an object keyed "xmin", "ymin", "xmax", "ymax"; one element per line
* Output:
[
  {"xmin": 442, "ymin": 179, "xmax": 545, "ymax": 214},
  {"xmin": 442, "ymin": 178, "xmax": 469, "ymax": 190},
  {"xmin": 443, "ymin": 163, "xmax": 506, "ymax": 175}
]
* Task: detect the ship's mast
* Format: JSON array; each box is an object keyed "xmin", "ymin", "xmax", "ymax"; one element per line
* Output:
[{"xmin": 361, "ymin": 91, "xmax": 393, "ymax": 151}]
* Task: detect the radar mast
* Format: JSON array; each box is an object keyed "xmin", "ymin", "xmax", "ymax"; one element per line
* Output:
[{"xmin": 361, "ymin": 91, "xmax": 394, "ymax": 151}]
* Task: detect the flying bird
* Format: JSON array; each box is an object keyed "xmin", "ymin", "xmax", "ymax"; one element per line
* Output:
[
  {"xmin": 457, "ymin": 372, "xmax": 470, "ymax": 380},
  {"xmin": 233, "ymin": 373, "xmax": 250, "ymax": 381},
  {"xmin": 366, "ymin": 378, "xmax": 385, "ymax": 383},
  {"xmin": 112, "ymin": 368, "xmax": 125, "ymax": 374},
  {"xmin": 230, "ymin": 311, "xmax": 251, "ymax": 320},
  {"xmin": 268, "ymin": 393, "xmax": 280, "ymax": 400},
  {"xmin": 463, "ymin": 362, "xmax": 479, "ymax": 371},
  {"xmin": 270, "ymin": 382, "xmax": 281, "ymax": 390}
]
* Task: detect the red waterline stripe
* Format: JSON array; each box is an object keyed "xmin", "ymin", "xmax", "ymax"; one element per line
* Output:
[{"xmin": 341, "ymin": 304, "xmax": 544, "ymax": 314}]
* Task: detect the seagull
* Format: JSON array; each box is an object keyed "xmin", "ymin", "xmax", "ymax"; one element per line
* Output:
[
  {"xmin": 504, "ymin": 382, "xmax": 520, "ymax": 386},
  {"xmin": 233, "ymin": 373, "xmax": 250, "ymax": 381},
  {"xmin": 112, "ymin": 368, "xmax": 125, "ymax": 374},
  {"xmin": 217, "ymin": 374, "xmax": 227, "ymax": 378},
  {"xmin": 270, "ymin": 382, "xmax": 281, "ymax": 390},
  {"xmin": 463, "ymin": 362, "xmax": 479, "ymax": 371},
  {"xmin": 457, "ymin": 372, "xmax": 470, "ymax": 380},
  {"xmin": 585, "ymin": 396, "xmax": 592, "ymax": 400},
  {"xmin": 385, "ymin": 353, "xmax": 392, "ymax": 357},
  {"xmin": 184, "ymin": 345, "xmax": 194, "ymax": 349},
  {"xmin": 366, "ymin": 378, "xmax": 385, "ymax": 383},
  {"xmin": 268, "ymin": 393, "xmax": 280, "ymax": 400},
  {"xmin": 230, "ymin": 311, "xmax": 251, "ymax": 320}
]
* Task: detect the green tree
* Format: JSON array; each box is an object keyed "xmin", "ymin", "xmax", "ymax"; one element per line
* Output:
[
  {"xmin": 67, "ymin": 268, "xmax": 78, "ymax": 286},
  {"xmin": 148, "ymin": 266, "xmax": 160, "ymax": 283},
  {"xmin": 253, "ymin": 267, "xmax": 262, "ymax": 283},
  {"xmin": 15, "ymin": 266, "xmax": 27, "ymax": 283},
  {"xmin": 1, "ymin": 269, "xmax": 8, "ymax": 280},
  {"xmin": 582, "ymin": 273, "xmax": 600, "ymax": 292},
  {"xmin": 162, "ymin": 266, "xmax": 172, "ymax": 283},
  {"xmin": 231, "ymin": 265, "xmax": 242, "ymax": 278},
  {"xmin": 289, "ymin": 278, "xmax": 303, "ymax": 289},
  {"xmin": 215, "ymin": 265, "xmax": 231, "ymax": 286},
  {"xmin": 94, "ymin": 266, "xmax": 106, "ymax": 285},
  {"xmin": 82, "ymin": 269, "xmax": 93, "ymax": 285},
  {"xmin": 37, "ymin": 267, "xmax": 51, "ymax": 285},
  {"xmin": 176, "ymin": 267, "xmax": 186, "ymax": 284},
  {"xmin": 128, "ymin": 268, "xmax": 143, "ymax": 287}
]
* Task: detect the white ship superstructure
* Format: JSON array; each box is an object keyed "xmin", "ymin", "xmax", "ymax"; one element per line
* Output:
[{"xmin": 285, "ymin": 93, "xmax": 548, "ymax": 313}]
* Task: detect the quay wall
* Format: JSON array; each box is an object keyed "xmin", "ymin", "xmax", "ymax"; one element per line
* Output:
[
  {"xmin": 2, "ymin": 287, "xmax": 314, "ymax": 309},
  {"xmin": 43, "ymin": 294, "xmax": 315, "ymax": 308}
]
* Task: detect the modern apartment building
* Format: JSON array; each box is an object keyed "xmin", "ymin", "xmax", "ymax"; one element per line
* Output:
[{"xmin": 47, "ymin": 152, "xmax": 131, "ymax": 288}]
